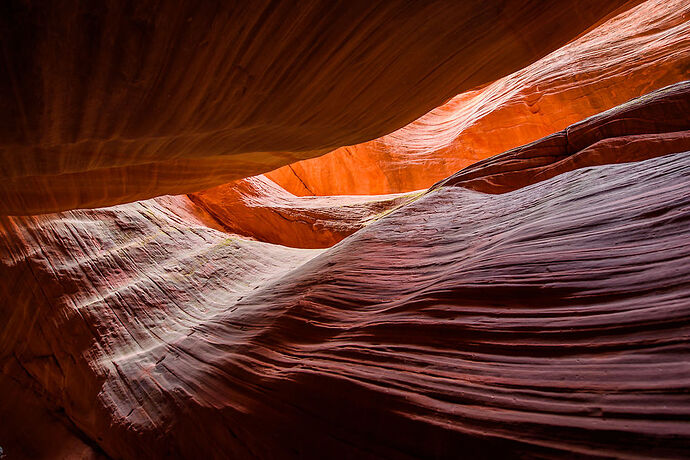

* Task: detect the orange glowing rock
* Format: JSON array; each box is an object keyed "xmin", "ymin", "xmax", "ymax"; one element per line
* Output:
[
  {"xmin": 1, "ymin": 2, "xmax": 689, "ymax": 458},
  {"xmin": 267, "ymin": 0, "xmax": 690, "ymax": 195},
  {"xmin": 190, "ymin": 176, "xmax": 417, "ymax": 248},
  {"xmin": 434, "ymin": 82, "xmax": 690, "ymax": 193}
]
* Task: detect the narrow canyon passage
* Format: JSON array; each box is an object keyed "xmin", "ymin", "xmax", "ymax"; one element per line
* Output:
[{"xmin": 0, "ymin": 1, "xmax": 689, "ymax": 459}]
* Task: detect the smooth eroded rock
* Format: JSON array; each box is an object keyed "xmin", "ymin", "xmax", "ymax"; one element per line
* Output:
[
  {"xmin": 267, "ymin": 0, "xmax": 689, "ymax": 195},
  {"xmin": 0, "ymin": 0, "xmax": 636, "ymax": 214}
]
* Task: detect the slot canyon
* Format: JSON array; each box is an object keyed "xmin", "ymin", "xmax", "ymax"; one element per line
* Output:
[{"xmin": 0, "ymin": 1, "xmax": 689, "ymax": 458}]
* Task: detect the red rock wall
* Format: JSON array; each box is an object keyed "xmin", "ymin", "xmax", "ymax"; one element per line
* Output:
[
  {"xmin": 267, "ymin": 0, "xmax": 690, "ymax": 195},
  {"xmin": 1, "ymin": 1, "xmax": 688, "ymax": 458},
  {"xmin": 433, "ymin": 81, "xmax": 690, "ymax": 193},
  {"xmin": 0, "ymin": 0, "xmax": 635, "ymax": 215}
]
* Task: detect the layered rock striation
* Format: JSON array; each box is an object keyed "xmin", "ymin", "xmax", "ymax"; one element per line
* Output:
[
  {"xmin": 0, "ymin": 0, "xmax": 636, "ymax": 215},
  {"xmin": 1, "ymin": 1, "xmax": 688, "ymax": 458},
  {"xmin": 1, "ymin": 82, "xmax": 688, "ymax": 458},
  {"xmin": 267, "ymin": 0, "xmax": 690, "ymax": 195}
]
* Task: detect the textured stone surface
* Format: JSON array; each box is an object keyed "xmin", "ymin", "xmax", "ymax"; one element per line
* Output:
[
  {"xmin": 1, "ymin": 1, "xmax": 688, "ymax": 457},
  {"xmin": 1, "ymin": 84, "xmax": 688, "ymax": 458},
  {"xmin": 433, "ymin": 82, "xmax": 690, "ymax": 192},
  {"xmin": 0, "ymin": 0, "xmax": 634, "ymax": 215},
  {"xmin": 267, "ymin": 0, "xmax": 690, "ymax": 195},
  {"xmin": 0, "ymin": 195, "xmax": 323, "ymax": 458},
  {"xmin": 189, "ymin": 176, "xmax": 418, "ymax": 248}
]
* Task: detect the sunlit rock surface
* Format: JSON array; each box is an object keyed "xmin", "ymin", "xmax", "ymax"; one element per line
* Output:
[
  {"xmin": 0, "ymin": 0, "xmax": 634, "ymax": 215},
  {"xmin": 189, "ymin": 176, "xmax": 418, "ymax": 248},
  {"xmin": 267, "ymin": 0, "xmax": 690, "ymax": 195},
  {"xmin": 0, "ymin": 195, "xmax": 323, "ymax": 458},
  {"xmin": 433, "ymin": 82, "xmax": 690, "ymax": 192},
  {"xmin": 1, "ymin": 82, "xmax": 688, "ymax": 458}
]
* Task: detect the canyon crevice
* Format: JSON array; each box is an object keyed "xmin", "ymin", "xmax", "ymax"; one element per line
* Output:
[{"xmin": 0, "ymin": 1, "xmax": 688, "ymax": 459}]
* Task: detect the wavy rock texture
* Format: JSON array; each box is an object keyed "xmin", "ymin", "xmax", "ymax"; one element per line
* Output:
[
  {"xmin": 1, "ymin": 83, "xmax": 688, "ymax": 459},
  {"xmin": 0, "ymin": 195, "xmax": 323, "ymax": 458},
  {"xmin": 188, "ymin": 79, "xmax": 690, "ymax": 250},
  {"xmin": 0, "ymin": 0, "xmax": 635, "ymax": 215},
  {"xmin": 267, "ymin": 0, "xmax": 690, "ymax": 195},
  {"xmin": 433, "ymin": 81, "xmax": 690, "ymax": 192},
  {"xmin": 189, "ymin": 176, "xmax": 419, "ymax": 248}
]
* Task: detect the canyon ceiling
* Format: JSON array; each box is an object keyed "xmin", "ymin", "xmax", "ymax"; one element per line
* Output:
[{"xmin": 0, "ymin": 1, "xmax": 689, "ymax": 459}]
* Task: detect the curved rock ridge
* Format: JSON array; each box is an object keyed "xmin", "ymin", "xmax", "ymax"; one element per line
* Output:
[
  {"xmin": 192, "ymin": 81, "xmax": 690, "ymax": 250},
  {"xmin": 2, "ymin": 152, "xmax": 689, "ymax": 459},
  {"xmin": 267, "ymin": 0, "xmax": 690, "ymax": 195},
  {"xmin": 0, "ymin": 85, "xmax": 689, "ymax": 458},
  {"xmin": 189, "ymin": 176, "xmax": 420, "ymax": 248},
  {"xmin": 0, "ymin": 0, "xmax": 635, "ymax": 215},
  {"xmin": 433, "ymin": 81, "xmax": 690, "ymax": 192}
]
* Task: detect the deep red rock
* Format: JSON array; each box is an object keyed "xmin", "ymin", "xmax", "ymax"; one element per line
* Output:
[
  {"xmin": 0, "ymin": 2, "xmax": 688, "ymax": 458},
  {"xmin": 434, "ymin": 82, "xmax": 690, "ymax": 192}
]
